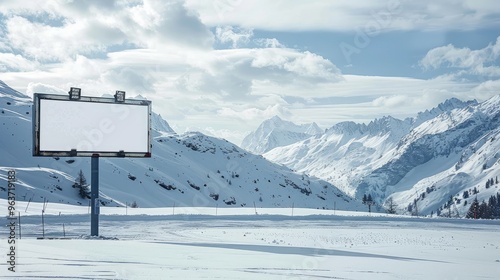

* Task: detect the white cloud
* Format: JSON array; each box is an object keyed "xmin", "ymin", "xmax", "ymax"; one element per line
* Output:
[
  {"xmin": 372, "ymin": 95, "xmax": 409, "ymax": 108},
  {"xmin": 217, "ymin": 104, "xmax": 291, "ymax": 121},
  {"xmin": 471, "ymin": 79, "xmax": 500, "ymax": 99},
  {"xmin": 1, "ymin": 0, "xmax": 214, "ymax": 63},
  {"xmin": 129, "ymin": 0, "xmax": 214, "ymax": 49},
  {"xmin": 215, "ymin": 26, "xmax": 253, "ymax": 48},
  {"xmin": 420, "ymin": 36, "xmax": 500, "ymax": 77},
  {"xmin": 4, "ymin": 15, "xmax": 131, "ymax": 61},
  {"xmin": 26, "ymin": 82, "xmax": 66, "ymax": 96},
  {"xmin": 174, "ymin": 48, "xmax": 343, "ymax": 98},
  {"xmin": 283, "ymin": 51, "xmax": 341, "ymax": 80},
  {"xmin": 185, "ymin": 0, "xmax": 500, "ymax": 32},
  {"xmin": 0, "ymin": 52, "xmax": 38, "ymax": 71},
  {"xmin": 254, "ymin": 38, "xmax": 284, "ymax": 48}
]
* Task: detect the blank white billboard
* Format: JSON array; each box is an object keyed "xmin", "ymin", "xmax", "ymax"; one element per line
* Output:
[{"xmin": 33, "ymin": 94, "xmax": 151, "ymax": 157}]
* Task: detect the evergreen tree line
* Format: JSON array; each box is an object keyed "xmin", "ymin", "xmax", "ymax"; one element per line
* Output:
[
  {"xmin": 466, "ymin": 193, "xmax": 500, "ymax": 219},
  {"xmin": 485, "ymin": 176, "xmax": 498, "ymax": 189}
]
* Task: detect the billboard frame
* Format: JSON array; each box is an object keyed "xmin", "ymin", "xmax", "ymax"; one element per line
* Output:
[{"xmin": 32, "ymin": 93, "xmax": 152, "ymax": 158}]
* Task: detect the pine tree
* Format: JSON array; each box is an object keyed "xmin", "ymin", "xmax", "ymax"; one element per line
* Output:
[
  {"xmin": 479, "ymin": 201, "xmax": 490, "ymax": 219},
  {"xmin": 488, "ymin": 195, "xmax": 497, "ymax": 219},
  {"xmin": 496, "ymin": 193, "xmax": 500, "ymax": 218},
  {"xmin": 74, "ymin": 170, "xmax": 90, "ymax": 199},
  {"xmin": 473, "ymin": 187, "xmax": 478, "ymax": 195},
  {"xmin": 462, "ymin": 191, "xmax": 469, "ymax": 199},
  {"xmin": 385, "ymin": 197, "xmax": 398, "ymax": 214},
  {"xmin": 466, "ymin": 198, "xmax": 479, "ymax": 219},
  {"xmin": 413, "ymin": 198, "xmax": 419, "ymax": 217}
]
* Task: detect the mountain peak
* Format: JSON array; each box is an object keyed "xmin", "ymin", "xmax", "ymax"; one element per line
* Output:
[
  {"xmin": 151, "ymin": 112, "xmax": 176, "ymax": 135},
  {"xmin": 263, "ymin": 115, "xmax": 291, "ymax": 129},
  {"xmin": 327, "ymin": 121, "xmax": 365, "ymax": 135},
  {"xmin": 0, "ymin": 80, "xmax": 28, "ymax": 99},
  {"xmin": 437, "ymin": 97, "xmax": 477, "ymax": 112},
  {"xmin": 270, "ymin": 115, "xmax": 283, "ymax": 122},
  {"xmin": 414, "ymin": 97, "xmax": 478, "ymax": 126},
  {"xmin": 242, "ymin": 116, "xmax": 322, "ymax": 154}
]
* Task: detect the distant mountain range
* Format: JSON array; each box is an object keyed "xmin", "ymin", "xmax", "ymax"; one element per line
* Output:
[
  {"xmin": 259, "ymin": 96, "xmax": 500, "ymax": 216},
  {"xmin": 0, "ymin": 80, "xmax": 362, "ymax": 211}
]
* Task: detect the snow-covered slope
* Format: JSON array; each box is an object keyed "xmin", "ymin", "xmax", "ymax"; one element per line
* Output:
[
  {"xmin": 0, "ymin": 81, "xmax": 362, "ymax": 211},
  {"xmin": 378, "ymin": 96, "xmax": 500, "ymax": 216},
  {"xmin": 264, "ymin": 116, "xmax": 413, "ymax": 196},
  {"xmin": 265, "ymin": 96, "xmax": 500, "ymax": 216},
  {"xmin": 241, "ymin": 115, "xmax": 322, "ymax": 154}
]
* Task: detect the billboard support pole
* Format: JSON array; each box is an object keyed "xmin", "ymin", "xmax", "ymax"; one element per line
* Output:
[{"xmin": 91, "ymin": 154, "xmax": 99, "ymax": 236}]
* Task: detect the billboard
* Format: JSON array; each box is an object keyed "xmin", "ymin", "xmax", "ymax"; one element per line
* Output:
[{"xmin": 33, "ymin": 93, "xmax": 151, "ymax": 157}]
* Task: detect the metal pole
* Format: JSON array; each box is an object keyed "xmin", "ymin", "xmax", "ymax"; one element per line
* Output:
[
  {"xmin": 91, "ymin": 155, "xmax": 99, "ymax": 236},
  {"xmin": 25, "ymin": 197, "xmax": 31, "ymax": 213},
  {"xmin": 41, "ymin": 209, "xmax": 45, "ymax": 238}
]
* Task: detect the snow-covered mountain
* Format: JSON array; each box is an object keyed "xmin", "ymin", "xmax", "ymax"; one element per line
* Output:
[
  {"xmin": 264, "ymin": 96, "xmax": 500, "ymax": 216},
  {"xmin": 241, "ymin": 115, "xmax": 322, "ymax": 154},
  {"xmin": 0, "ymin": 80, "xmax": 362, "ymax": 211}
]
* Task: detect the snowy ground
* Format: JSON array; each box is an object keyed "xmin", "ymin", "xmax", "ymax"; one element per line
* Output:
[{"xmin": 1, "ymin": 200, "xmax": 500, "ymax": 279}]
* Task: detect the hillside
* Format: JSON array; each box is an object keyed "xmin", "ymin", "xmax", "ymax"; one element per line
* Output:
[{"xmin": 0, "ymin": 80, "xmax": 362, "ymax": 211}]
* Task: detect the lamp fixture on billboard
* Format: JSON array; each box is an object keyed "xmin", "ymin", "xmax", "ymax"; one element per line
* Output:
[
  {"xmin": 68, "ymin": 87, "xmax": 81, "ymax": 100},
  {"xmin": 114, "ymin": 90, "xmax": 126, "ymax": 103}
]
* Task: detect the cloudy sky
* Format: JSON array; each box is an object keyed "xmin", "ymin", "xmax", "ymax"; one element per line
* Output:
[{"xmin": 1, "ymin": 0, "xmax": 499, "ymax": 145}]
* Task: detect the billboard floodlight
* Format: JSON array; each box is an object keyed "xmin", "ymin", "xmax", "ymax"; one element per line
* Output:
[
  {"xmin": 115, "ymin": 90, "xmax": 126, "ymax": 102},
  {"xmin": 69, "ymin": 87, "xmax": 81, "ymax": 100}
]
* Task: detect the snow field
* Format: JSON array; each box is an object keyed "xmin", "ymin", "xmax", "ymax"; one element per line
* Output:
[{"xmin": 2, "ymin": 201, "xmax": 499, "ymax": 279}]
